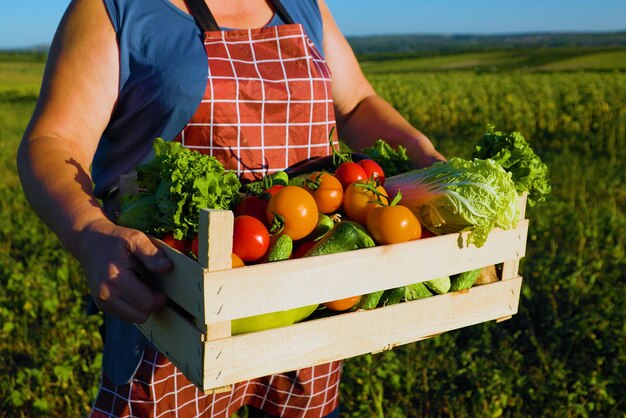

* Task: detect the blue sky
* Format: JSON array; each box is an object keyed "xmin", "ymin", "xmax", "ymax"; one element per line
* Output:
[{"xmin": 1, "ymin": 0, "xmax": 625, "ymax": 49}]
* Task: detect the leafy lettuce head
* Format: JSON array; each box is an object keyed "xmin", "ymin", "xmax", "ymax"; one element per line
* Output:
[
  {"xmin": 117, "ymin": 138, "xmax": 241, "ymax": 239},
  {"xmin": 473, "ymin": 125, "xmax": 551, "ymax": 206}
]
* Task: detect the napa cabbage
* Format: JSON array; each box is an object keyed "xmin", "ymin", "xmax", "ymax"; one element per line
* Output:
[{"xmin": 384, "ymin": 157, "xmax": 518, "ymax": 247}]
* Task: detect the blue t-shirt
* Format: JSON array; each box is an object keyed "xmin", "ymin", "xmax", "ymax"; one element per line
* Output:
[{"xmin": 93, "ymin": 0, "xmax": 325, "ymax": 198}]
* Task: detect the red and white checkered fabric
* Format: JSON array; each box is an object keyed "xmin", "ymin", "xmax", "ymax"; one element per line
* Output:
[
  {"xmin": 91, "ymin": 23, "xmax": 342, "ymax": 418},
  {"xmin": 177, "ymin": 24, "xmax": 337, "ymax": 181},
  {"xmin": 91, "ymin": 347, "xmax": 342, "ymax": 417}
]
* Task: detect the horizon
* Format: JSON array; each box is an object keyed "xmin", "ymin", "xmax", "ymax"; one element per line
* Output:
[
  {"xmin": 4, "ymin": 30, "xmax": 626, "ymax": 52},
  {"xmin": 1, "ymin": 0, "xmax": 625, "ymax": 49}
]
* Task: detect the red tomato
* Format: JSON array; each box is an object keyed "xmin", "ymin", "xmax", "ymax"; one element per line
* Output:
[
  {"xmin": 342, "ymin": 181, "xmax": 387, "ymax": 225},
  {"xmin": 358, "ymin": 159, "xmax": 385, "ymax": 185},
  {"xmin": 324, "ymin": 295, "xmax": 361, "ymax": 311},
  {"xmin": 291, "ymin": 240, "xmax": 316, "ymax": 259},
  {"xmin": 161, "ymin": 233, "xmax": 191, "ymax": 254},
  {"xmin": 264, "ymin": 184, "xmax": 285, "ymax": 196},
  {"xmin": 266, "ymin": 186, "xmax": 318, "ymax": 240},
  {"xmin": 334, "ymin": 161, "xmax": 366, "ymax": 189},
  {"xmin": 303, "ymin": 172, "xmax": 343, "ymax": 214},
  {"xmin": 191, "ymin": 234, "xmax": 199, "ymax": 257},
  {"xmin": 419, "ymin": 224, "xmax": 436, "ymax": 239},
  {"xmin": 234, "ymin": 195, "xmax": 269, "ymax": 225},
  {"xmin": 233, "ymin": 215, "xmax": 271, "ymax": 262},
  {"xmin": 366, "ymin": 205, "xmax": 421, "ymax": 245}
]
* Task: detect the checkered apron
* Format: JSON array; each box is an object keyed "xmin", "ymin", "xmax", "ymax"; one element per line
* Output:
[
  {"xmin": 177, "ymin": 13, "xmax": 337, "ymax": 181},
  {"xmin": 91, "ymin": 1, "xmax": 341, "ymax": 417}
]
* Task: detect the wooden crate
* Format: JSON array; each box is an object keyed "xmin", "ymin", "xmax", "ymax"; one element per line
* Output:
[{"xmin": 136, "ymin": 194, "xmax": 529, "ymax": 392}]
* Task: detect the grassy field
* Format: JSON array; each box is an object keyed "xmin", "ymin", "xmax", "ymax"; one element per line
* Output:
[
  {"xmin": 359, "ymin": 47, "xmax": 626, "ymax": 73},
  {"xmin": 1, "ymin": 51, "xmax": 624, "ymax": 417}
]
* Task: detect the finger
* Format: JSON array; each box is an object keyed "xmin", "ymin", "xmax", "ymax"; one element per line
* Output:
[
  {"xmin": 124, "ymin": 230, "xmax": 173, "ymax": 273},
  {"xmin": 96, "ymin": 278, "xmax": 167, "ymax": 323},
  {"xmin": 110, "ymin": 265, "xmax": 162, "ymax": 314},
  {"xmin": 98, "ymin": 264, "xmax": 163, "ymax": 318},
  {"xmin": 107, "ymin": 297, "xmax": 152, "ymax": 324},
  {"xmin": 95, "ymin": 279, "xmax": 153, "ymax": 323}
]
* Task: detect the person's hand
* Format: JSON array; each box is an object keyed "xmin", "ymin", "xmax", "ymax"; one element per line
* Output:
[
  {"xmin": 405, "ymin": 136, "xmax": 447, "ymax": 169},
  {"xmin": 77, "ymin": 218, "xmax": 173, "ymax": 323},
  {"xmin": 414, "ymin": 152, "xmax": 447, "ymax": 169}
]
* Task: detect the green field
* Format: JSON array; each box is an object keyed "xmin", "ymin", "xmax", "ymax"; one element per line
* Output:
[
  {"xmin": 359, "ymin": 47, "xmax": 626, "ymax": 73},
  {"xmin": 1, "ymin": 50, "xmax": 625, "ymax": 417},
  {"xmin": 542, "ymin": 49, "xmax": 626, "ymax": 70}
]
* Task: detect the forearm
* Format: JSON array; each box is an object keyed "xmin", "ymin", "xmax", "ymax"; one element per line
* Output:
[
  {"xmin": 336, "ymin": 95, "xmax": 445, "ymax": 168},
  {"xmin": 17, "ymin": 135, "xmax": 110, "ymax": 260}
]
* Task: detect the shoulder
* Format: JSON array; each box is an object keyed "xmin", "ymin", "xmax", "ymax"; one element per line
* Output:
[
  {"xmin": 280, "ymin": 0, "xmax": 324, "ymax": 52},
  {"xmin": 102, "ymin": 0, "xmax": 198, "ymax": 33},
  {"xmin": 281, "ymin": 0, "xmax": 322, "ymax": 24}
]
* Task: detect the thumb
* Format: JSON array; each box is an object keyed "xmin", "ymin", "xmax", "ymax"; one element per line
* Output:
[{"xmin": 130, "ymin": 234, "xmax": 173, "ymax": 273}]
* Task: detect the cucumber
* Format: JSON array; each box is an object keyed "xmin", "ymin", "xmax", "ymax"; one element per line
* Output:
[
  {"xmin": 266, "ymin": 234, "xmax": 293, "ymax": 262},
  {"xmin": 424, "ymin": 276, "xmax": 451, "ymax": 294},
  {"xmin": 378, "ymin": 286, "xmax": 405, "ymax": 307},
  {"xmin": 450, "ymin": 268, "xmax": 481, "ymax": 291},
  {"xmin": 354, "ymin": 290, "xmax": 384, "ymax": 310},
  {"xmin": 404, "ymin": 282, "xmax": 433, "ymax": 301},
  {"xmin": 304, "ymin": 213, "xmax": 335, "ymax": 242},
  {"xmin": 304, "ymin": 221, "xmax": 375, "ymax": 257}
]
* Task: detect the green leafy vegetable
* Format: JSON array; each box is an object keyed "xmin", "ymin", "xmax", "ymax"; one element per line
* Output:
[
  {"xmin": 384, "ymin": 157, "xmax": 518, "ymax": 247},
  {"xmin": 116, "ymin": 138, "xmax": 241, "ymax": 239},
  {"xmin": 361, "ymin": 139, "xmax": 411, "ymax": 177},
  {"xmin": 424, "ymin": 276, "xmax": 451, "ymax": 294},
  {"xmin": 450, "ymin": 268, "xmax": 482, "ymax": 291},
  {"xmin": 404, "ymin": 282, "xmax": 433, "ymax": 301},
  {"xmin": 473, "ymin": 125, "xmax": 551, "ymax": 206}
]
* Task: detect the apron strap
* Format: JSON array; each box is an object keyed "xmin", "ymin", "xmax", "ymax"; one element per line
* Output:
[
  {"xmin": 185, "ymin": 0, "xmax": 220, "ymax": 32},
  {"xmin": 185, "ymin": 0, "xmax": 295, "ymax": 33},
  {"xmin": 271, "ymin": 0, "xmax": 296, "ymax": 25}
]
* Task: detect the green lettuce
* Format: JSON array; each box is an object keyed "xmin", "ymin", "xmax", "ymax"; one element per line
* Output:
[
  {"xmin": 117, "ymin": 138, "xmax": 241, "ymax": 239},
  {"xmin": 361, "ymin": 139, "xmax": 412, "ymax": 177},
  {"xmin": 472, "ymin": 125, "xmax": 551, "ymax": 206},
  {"xmin": 384, "ymin": 158, "xmax": 518, "ymax": 247}
]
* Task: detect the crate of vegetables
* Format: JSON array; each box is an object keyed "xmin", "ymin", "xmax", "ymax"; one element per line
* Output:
[{"xmin": 116, "ymin": 127, "xmax": 549, "ymax": 393}]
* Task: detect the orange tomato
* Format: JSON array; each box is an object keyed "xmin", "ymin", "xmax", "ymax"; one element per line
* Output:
[
  {"xmin": 266, "ymin": 186, "xmax": 318, "ymax": 240},
  {"xmin": 366, "ymin": 205, "xmax": 421, "ymax": 245},
  {"xmin": 231, "ymin": 253, "xmax": 245, "ymax": 268},
  {"xmin": 342, "ymin": 181, "xmax": 387, "ymax": 225},
  {"xmin": 304, "ymin": 172, "xmax": 343, "ymax": 214},
  {"xmin": 324, "ymin": 295, "xmax": 361, "ymax": 311}
]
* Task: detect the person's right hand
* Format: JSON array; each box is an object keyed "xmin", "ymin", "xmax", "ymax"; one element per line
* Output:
[{"xmin": 77, "ymin": 218, "xmax": 173, "ymax": 323}]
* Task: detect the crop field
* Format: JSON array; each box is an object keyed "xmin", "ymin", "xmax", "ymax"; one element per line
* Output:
[
  {"xmin": 1, "ymin": 51, "xmax": 625, "ymax": 417},
  {"xmin": 359, "ymin": 47, "xmax": 626, "ymax": 73}
]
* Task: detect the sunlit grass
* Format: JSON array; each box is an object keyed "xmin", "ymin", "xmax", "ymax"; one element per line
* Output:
[{"xmin": 541, "ymin": 49, "xmax": 626, "ymax": 70}]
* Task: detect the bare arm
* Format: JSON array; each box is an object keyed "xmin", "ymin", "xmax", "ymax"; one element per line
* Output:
[
  {"xmin": 17, "ymin": 0, "xmax": 171, "ymax": 323},
  {"xmin": 319, "ymin": 0, "xmax": 445, "ymax": 168}
]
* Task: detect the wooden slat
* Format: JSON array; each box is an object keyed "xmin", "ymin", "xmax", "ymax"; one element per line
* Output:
[
  {"xmin": 200, "ymin": 221, "xmax": 528, "ymax": 322},
  {"xmin": 200, "ymin": 277, "xmax": 523, "ymax": 390},
  {"xmin": 501, "ymin": 192, "xmax": 529, "ymax": 280},
  {"xmin": 150, "ymin": 241, "xmax": 206, "ymax": 321},
  {"xmin": 136, "ymin": 305, "xmax": 205, "ymax": 390},
  {"xmin": 198, "ymin": 209, "xmax": 233, "ymax": 272}
]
